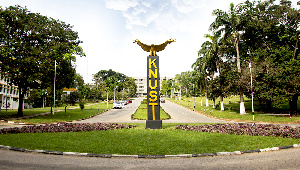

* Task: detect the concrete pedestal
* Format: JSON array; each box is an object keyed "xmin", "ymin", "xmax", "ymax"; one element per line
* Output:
[{"xmin": 146, "ymin": 120, "xmax": 162, "ymax": 129}]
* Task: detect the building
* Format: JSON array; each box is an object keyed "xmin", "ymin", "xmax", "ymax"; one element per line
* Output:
[
  {"xmin": 0, "ymin": 75, "xmax": 31, "ymax": 110},
  {"xmin": 134, "ymin": 77, "xmax": 174, "ymax": 97},
  {"xmin": 134, "ymin": 77, "xmax": 147, "ymax": 96}
]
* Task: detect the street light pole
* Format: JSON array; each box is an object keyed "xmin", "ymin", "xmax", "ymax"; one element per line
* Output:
[
  {"xmin": 106, "ymin": 89, "xmax": 108, "ymax": 109},
  {"xmin": 193, "ymin": 84, "xmax": 195, "ymax": 111},
  {"xmin": 5, "ymin": 74, "xmax": 8, "ymax": 112},
  {"xmin": 250, "ymin": 60, "xmax": 254, "ymax": 120},
  {"xmin": 97, "ymin": 80, "xmax": 99, "ymax": 111},
  {"xmin": 53, "ymin": 60, "xmax": 56, "ymax": 121}
]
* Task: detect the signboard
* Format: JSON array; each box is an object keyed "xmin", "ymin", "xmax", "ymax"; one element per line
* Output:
[{"xmin": 146, "ymin": 56, "xmax": 162, "ymax": 129}]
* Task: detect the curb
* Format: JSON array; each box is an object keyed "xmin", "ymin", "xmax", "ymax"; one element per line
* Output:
[{"xmin": 1, "ymin": 144, "xmax": 299, "ymax": 159}]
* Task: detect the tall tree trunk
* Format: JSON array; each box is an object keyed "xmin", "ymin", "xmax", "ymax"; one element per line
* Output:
[
  {"xmin": 17, "ymin": 86, "xmax": 25, "ymax": 117},
  {"xmin": 289, "ymin": 94, "xmax": 298, "ymax": 114},
  {"xmin": 235, "ymin": 34, "xmax": 246, "ymax": 114},
  {"xmin": 205, "ymin": 76, "xmax": 209, "ymax": 107},
  {"xmin": 220, "ymin": 95, "xmax": 224, "ymax": 111},
  {"xmin": 293, "ymin": 34, "xmax": 298, "ymax": 60},
  {"xmin": 200, "ymin": 84, "xmax": 203, "ymax": 106},
  {"xmin": 239, "ymin": 86, "xmax": 246, "ymax": 114},
  {"xmin": 266, "ymin": 100, "xmax": 272, "ymax": 111},
  {"xmin": 235, "ymin": 35, "xmax": 241, "ymax": 73}
]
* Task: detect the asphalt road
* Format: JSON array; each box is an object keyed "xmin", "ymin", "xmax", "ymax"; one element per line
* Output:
[
  {"xmin": 1, "ymin": 97, "xmax": 300, "ymax": 169},
  {"xmin": 1, "ymin": 147, "xmax": 300, "ymax": 170},
  {"xmin": 73, "ymin": 97, "xmax": 145, "ymax": 124},
  {"xmin": 73, "ymin": 97, "xmax": 234, "ymax": 124},
  {"xmin": 161, "ymin": 100, "xmax": 234, "ymax": 123}
]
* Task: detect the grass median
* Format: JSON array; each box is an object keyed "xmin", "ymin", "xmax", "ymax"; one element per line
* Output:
[
  {"xmin": 0, "ymin": 123, "xmax": 299, "ymax": 155},
  {"xmin": 132, "ymin": 102, "xmax": 170, "ymax": 120}
]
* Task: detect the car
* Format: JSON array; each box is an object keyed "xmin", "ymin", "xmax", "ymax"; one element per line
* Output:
[
  {"xmin": 120, "ymin": 100, "xmax": 127, "ymax": 105},
  {"xmin": 160, "ymin": 98, "xmax": 165, "ymax": 103},
  {"xmin": 113, "ymin": 102, "xmax": 123, "ymax": 109}
]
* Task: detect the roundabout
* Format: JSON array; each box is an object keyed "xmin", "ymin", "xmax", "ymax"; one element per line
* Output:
[{"xmin": 0, "ymin": 98, "xmax": 300, "ymax": 169}]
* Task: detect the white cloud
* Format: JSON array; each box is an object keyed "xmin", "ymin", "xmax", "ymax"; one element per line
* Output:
[
  {"xmin": 172, "ymin": 0, "xmax": 207, "ymax": 13},
  {"xmin": 105, "ymin": 0, "xmax": 207, "ymax": 33},
  {"xmin": 105, "ymin": 0, "xmax": 138, "ymax": 11}
]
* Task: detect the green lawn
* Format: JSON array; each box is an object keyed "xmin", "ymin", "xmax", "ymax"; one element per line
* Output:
[
  {"xmin": 0, "ymin": 109, "xmax": 51, "ymax": 119},
  {"xmin": 170, "ymin": 96, "xmax": 300, "ymax": 124},
  {"xmin": 0, "ymin": 124, "xmax": 299, "ymax": 155},
  {"xmin": 3, "ymin": 102, "xmax": 113, "ymax": 124},
  {"xmin": 132, "ymin": 103, "xmax": 170, "ymax": 120}
]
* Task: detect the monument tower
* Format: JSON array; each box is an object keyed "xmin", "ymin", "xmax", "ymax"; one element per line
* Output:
[{"xmin": 134, "ymin": 39, "xmax": 176, "ymax": 129}]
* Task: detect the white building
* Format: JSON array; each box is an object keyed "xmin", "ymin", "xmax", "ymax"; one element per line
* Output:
[
  {"xmin": 134, "ymin": 77, "xmax": 147, "ymax": 96},
  {"xmin": 134, "ymin": 77, "xmax": 174, "ymax": 97},
  {"xmin": 0, "ymin": 75, "xmax": 31, "ymax": 110}
]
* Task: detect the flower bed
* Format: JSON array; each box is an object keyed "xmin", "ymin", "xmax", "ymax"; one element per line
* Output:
[
  {"xmin": 176, "ymin": 123, "xmax": 300, "ymax": 138},
  {"xmin": 0, "ymin": 123, "xmax": 135, "ymax": 134}
]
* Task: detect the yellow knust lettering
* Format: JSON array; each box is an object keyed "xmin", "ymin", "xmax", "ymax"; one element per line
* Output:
[
  {"xmin": 149, "ymin": 59, "xmax": 157, "ymax": 69},
  {"xmin": 148, "ymin": 103, "xmax": 158, "ymax": 120},
  {"xmin": 149, "ymin": 80, "xmax": 157, "ymax": 89},
  {"xmin": 149, "ymin": 69, "xmax": 157, "ymax": 79},
  {"xmin": 149, "ymin": 91, "xmax": 157, "ymax": 102}
]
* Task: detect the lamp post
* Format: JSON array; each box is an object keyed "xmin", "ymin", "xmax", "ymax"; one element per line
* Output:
[
  {"xmin": 193, "ymin": 84, "xmax": 195, "ymax": 111},
  {"xmin": 106, "ymin": 88, "xmax": 108, "ymax": 109},
  {"xmin": 186, "ymin": 87, "xmax": 188, "ymax": 107},
  {"xmin": 5, "ymin": 73, "xmax": 9, "ymax": 112},
  {"xmin": 96, "ymin": 79, "xmax": 99, "ymax": 111},
  {"xmin": 93, "ymin": 75, "xmax": 100, "ymax": 111},
  {"xmin": 53, "ymin": 60, "xmax": 56, "ymax": 121},
  {"xmin": 114, "ymin": 86, "xmax": 118, "ymax": 103},
  {"xmin": 179, "ymin": 86, "xmax": 181, "ymax": 103},
  {"xmin": 250, "ymin": 60, "xmax": 254, "ymax": 120}
]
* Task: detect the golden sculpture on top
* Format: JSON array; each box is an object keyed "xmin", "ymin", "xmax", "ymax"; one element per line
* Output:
[{"xmin": 133, "ymin": 38, "xmax": 176, "ymax": 56}]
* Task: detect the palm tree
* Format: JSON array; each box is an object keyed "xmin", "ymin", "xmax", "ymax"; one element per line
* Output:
[
  {"xmin": 210, "ymin": 3, "xmax": 246, "ymax": 114},
  {"xmin": 193, "ymin": 35, "xmax": 219, "ymax": 108}
]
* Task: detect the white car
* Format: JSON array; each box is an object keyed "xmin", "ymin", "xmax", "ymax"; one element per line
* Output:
[
  {"xmin": 120, "ymin": 100, "xmax": 127, "ymax": 105},
  {"xmin": 113, "ymin": 102, "xmax": 123, "ymax": 109}
]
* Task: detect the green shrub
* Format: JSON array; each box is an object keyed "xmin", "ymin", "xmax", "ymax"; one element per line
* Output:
[{"xmin": 79, "ymin": 103, "xmax": 84, "ymax": 110}]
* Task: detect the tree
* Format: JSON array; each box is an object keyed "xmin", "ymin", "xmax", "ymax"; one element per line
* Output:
[
  {"xmin": 194, "ymin": 35, "xmax": 219, "ymax": 107},
  {"xmin": 93, "ymin": 69, "xmax": 136, "ymax": 100},
  {"xmin": 161, "ymin": 78, "xmax": 173, "ymax": 97},
  {"xmin": 210, "ymin": 2, "xmax": 247, "ymax": 114},
  {"xmin": 241, "ymin": 0, "xmax": 300, "ymax": 113},
  {"xmin": 123, "ymin": 77, "xmax": 137, "ymax": 98},
  {"xmin": 0, "ymin": 6, "xmax": 83, "ymax": 116},
  {"xmin": 73, "ymin": 73, "xmax": 86, "ymax": 101}
]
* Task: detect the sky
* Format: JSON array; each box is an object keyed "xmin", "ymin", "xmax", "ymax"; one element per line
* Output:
[{"xmin": 1, "ymin": 0, "xmax": 299, "ymax": 84}]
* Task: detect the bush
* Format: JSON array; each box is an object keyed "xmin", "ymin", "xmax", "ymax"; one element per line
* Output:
[
  {"xmin": 0, "ymin": 123, "xmax": 136, "ymax": 134},
  {"xmin": 141, "ymin": 99, "xmax": 147, "ymax": 104},
  {"xmin": 176, "ymin": 123, "xmax": 300, "ymax": 138},
  {"xmin": 79, "ymin": 103, "xmax": 84, "ymax": 110}
]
